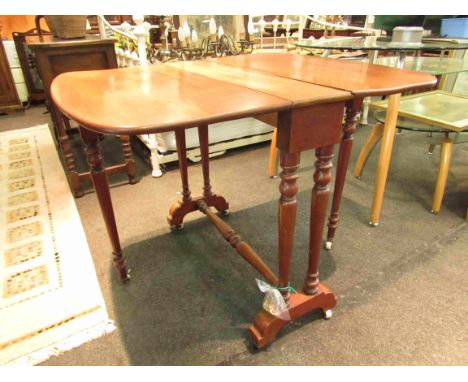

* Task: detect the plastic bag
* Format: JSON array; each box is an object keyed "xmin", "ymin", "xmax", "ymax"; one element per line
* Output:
[{"xmin": 256, "ymin": 279, "xmax": 291, "ymax": 321}]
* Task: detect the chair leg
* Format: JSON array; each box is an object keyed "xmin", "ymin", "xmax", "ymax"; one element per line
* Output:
[
  {"xmin": 369, "ymin": 93, "xmax": 401, "ymax": 226},
  {"xmin": 268, "ymin": 128, "xmax": 279, "ymax": 178},
  {"xmin": 353, "ymin": 122, "xmax": 384, "ymax": 178},
  {"xmin": 427, "ymin": 144, "xmax": 436, "ymax": 155},
  {"xmin": 431, "ymin": 137, "xmax": 453, "ymax": 214},
  {"xmin": 119, "ymin": 135, "xmax": 137, "ymax": 184}
]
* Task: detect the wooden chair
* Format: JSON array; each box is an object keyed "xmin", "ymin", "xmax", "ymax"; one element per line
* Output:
[{"xmin": 354, "ymin": 90, "xmax": 468, "ymax": 214}]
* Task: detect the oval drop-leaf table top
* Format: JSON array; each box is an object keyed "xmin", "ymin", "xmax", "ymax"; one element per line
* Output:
[{"xmin": 51, "ymin": 53, "xmax": 437, "ymax": 134}]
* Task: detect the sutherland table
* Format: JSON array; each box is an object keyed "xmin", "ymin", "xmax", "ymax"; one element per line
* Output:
[{"xmin": 50, "ymin": 54, "xmax": 435, "ymax": 348}]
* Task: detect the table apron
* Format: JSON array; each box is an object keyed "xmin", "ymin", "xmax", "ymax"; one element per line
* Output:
[{"xmin": 276, "ymin": 102, "xmax": 345, "ymax": 153}]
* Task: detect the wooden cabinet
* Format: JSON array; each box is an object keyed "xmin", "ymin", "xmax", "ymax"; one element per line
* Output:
[
  {"xmin": 27, "ymin": 35, "xmax": 136, "ymax": 197},
  {"xmin": 0, "ymin": 37, "xmax": 22, "ymax": 113}
]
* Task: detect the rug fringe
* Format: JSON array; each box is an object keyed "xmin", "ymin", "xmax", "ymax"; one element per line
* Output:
[{"xmin": 6, "ymin": 320, "xmax": 116, "ymax": 366}]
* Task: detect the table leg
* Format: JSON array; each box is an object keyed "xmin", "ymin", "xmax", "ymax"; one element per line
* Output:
[
  {"xmin": 304, "ymin": 145, "xmax": 335, "ymax": 294},
  {"xmin": 369, "ymin": 93, "xmax": 401, "ymax": 226},
  {"xmin": 268, "ymin": 128, "xmax": 279, "ymax": 178},
  {"xmin": 167, "ymin": 129, "xmax": 192, "ymax": 230},
  {"xmin": 431, "ymin": 136, "xmax": 453, "ymax": 214},
  {"xmin": 79, "ymin": 126, "xmax": 130, "ymax": 282},
  {"xmin": 250, "ymin": 146, "xmax": 337, "ymax": 348},
  {"xmin": 277, "ymin": 151, "xmax": 301, "ymax": 305},
  {"xmin": 198, "ymin": 125, "xmax": 230, "ymax": 213},
  {"xmin": 167, "ymin": 127, "xmax": 229, "ymax": 228},
  {"xmin": 325, "ymin": 99, "xmax": 362, "ymax": 250},
  {"xmin": 360, "ymin": 50, "xmax": 378, "ymax": 125}
]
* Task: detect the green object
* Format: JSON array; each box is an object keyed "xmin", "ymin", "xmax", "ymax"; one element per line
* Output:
[
  {"xmin": 275, "ymin": 283, "xmax": 297, "ymax": 294},
  {"xmin": 371, "ymin": 91, "xmax": 468, "ymax": 132}
]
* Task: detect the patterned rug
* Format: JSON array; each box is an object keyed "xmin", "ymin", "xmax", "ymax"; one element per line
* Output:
[{"xmin": 0, "ymin": 124, "xmax": 114, "ymax": 365}]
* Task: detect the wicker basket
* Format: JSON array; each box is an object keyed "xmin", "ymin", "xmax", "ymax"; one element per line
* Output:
[{"xmin": 45, "ymin": 16, "xmax": 87, "ymax": 39}]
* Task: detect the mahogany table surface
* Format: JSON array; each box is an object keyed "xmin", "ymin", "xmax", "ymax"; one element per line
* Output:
[
  {"xmin": 50, "ymin": 63, "xmax": 349, "ymax": 135},
  {"xmin": 209, "ymin": 53, "xmax": 437, "ymax": 97},
  {"xmin": 51, "ymin": 65, "xmax": 290, "ymax": 134},
  {"xmin": 51, "ymin": 53, "xmax": 436, "ymax": 136},
  {"xmin": 163, "ymin": 62, "xmax": 352, "ymax": 107}
]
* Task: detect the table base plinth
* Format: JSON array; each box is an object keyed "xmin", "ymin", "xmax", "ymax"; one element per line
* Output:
[
  {"xmin": 167, "ymin": 194, "xmax": 229, "ymax": 228},
  {"xmin": 249, "ymin": 283, "xmax": 337, "ymax": 348}
]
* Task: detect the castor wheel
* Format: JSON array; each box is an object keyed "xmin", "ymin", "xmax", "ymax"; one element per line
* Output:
[
  {"xmin": 324, "ymin": 241, "xmax": 332, "ymax": 250},
  {"xmin": 368, "ymin": 221, "xmax": 379, "ymax": 227},
  {"xmin": 119, "ymin": 268, "xmax": 131, "ymax": 283},
  {"xmin": 322, "ymin": 309, "xmax": 333, "ymax": 320},
  {"xmin": 170, "ymin": 223, "xmax": 184, "ymax": 231},
  {"xmin": 219, "ymin": 210, "xmax": 229, "ymax": 216}
]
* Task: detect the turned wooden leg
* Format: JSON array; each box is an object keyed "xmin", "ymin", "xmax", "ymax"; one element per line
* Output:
[
  {"xmin": 354, "ymin": 122, "xmax": 384, "ymax": 179},
  {"xmin": 167, "ymin": 129, "xmax": 192, "ymax": 229},
  {"xmin": 56, "ymin": 112, "xmax": 84, "ymax": 198},
  {"xmin": 198, "ymin": 125, "xmax": 213, "ymax": 198},
  {"xmin": 277, "ymin": 151, "xmax": 301, "ymax": 305},
  {"xmin": 167, "ymin": 127, "xmax": 229, "ymax": 228},
  {"xmin": 304, "ymin": 145, "xmax": 335, "ymax": 295},
  {"xmin": 250, "ymin": 108, "xmax": 341, "ymax": 348},
  {"xmin": 119, "ymin": 134, "xmax": 137, "ymax": 184},
  {"xmin": 249, "ymin": 148, "xmax": 336, "ymax": 348},
  {"xmin": 369, "ymin": 93, "xmax": 401, "ymax": 226},
  {"xmin": 268, "ymin": 128, "xmax": 279, "ymax": 178},
  {"xmin": 431, "ymin": 136, "xmax": 453, "ymax": 214},
  {"xmin": 326, "ymin": 99, "xmax": 362, "ymax": 249},
  {"xmin": 79, "ymin": 126, "xmax": 129, "ymax": 282},
  {"xmin": 198, "ymin": 125, "xmax": 229, "ymax": 214}
]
